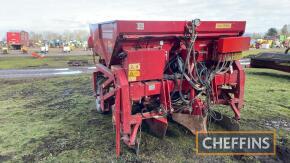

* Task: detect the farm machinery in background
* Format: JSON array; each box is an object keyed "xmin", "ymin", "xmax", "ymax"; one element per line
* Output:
[
  {"xmin": 0, "ymin": 43, "xmax": 9, "ymax": 54},
  {"xmin": 88, "ymin": 19, "xmax": 250, "ymax": 156},
  {"xmin": 40, "ymin": 44, "xmax": 49, "ymax": 54},
  {"xmin": 250, "ymin": 37, "xmax": 290, "ymax": 73},
  {"xmin": 6, "ymin": 31, "xmax": 29, "ymax": 54},
  {"xmin": 63, "ymin": 43, "xmax": 72, "ymax": 53}
]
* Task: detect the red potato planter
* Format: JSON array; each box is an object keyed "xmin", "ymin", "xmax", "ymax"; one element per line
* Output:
[{"xmin": 88, "ymin": 19, "xmax": 250, "ymax": 156}]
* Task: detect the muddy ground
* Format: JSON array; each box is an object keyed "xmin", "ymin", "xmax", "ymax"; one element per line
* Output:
[{"xmin": 0, "ymin": 68, "xmax": 289, "ymax": 162}]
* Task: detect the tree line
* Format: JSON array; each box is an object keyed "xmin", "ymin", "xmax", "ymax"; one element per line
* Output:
[
  {"xmin": 251, "ymin": 24, "xmax": 289, "ymax": 39},
  {"xmin": 29, "ymin": 30, "xmax": 89, "ymax": 42}
]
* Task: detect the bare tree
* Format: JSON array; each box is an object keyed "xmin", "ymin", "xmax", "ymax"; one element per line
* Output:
[
  {"xmin": 281, "ymin": 24, "xmax": 289, "ymax": 36},
  {"xmin": 74, "ymin": 30, "xmax": 89, "ymax": 41},
  {"xmin": 29, "ymin": 29, "xmax": 89, "ymax": 44},
  {"xmin": 62, "ymin": 30, "xmax": 74, "ymax": 42},
  {"xmin": 29, "ymin": 32, "xmax": 43, "ymax": 42},
  {"xmin": 43, "ymin": 31, "xmax": 62, "ymax": 41},
  {"xmin": 251, "ymin": 33, "xmax": 263, "ymax": 39}
]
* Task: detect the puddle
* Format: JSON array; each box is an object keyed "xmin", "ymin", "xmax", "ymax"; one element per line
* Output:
[
  {"xmin": 55, "ymin": 68, "xmax": 69, "ymax": 71},
  {"xmin": 264, "ymin": 119, "xmax": 290, "ymax": 131},
  {"xmin": 53, "ymin": 71, "xmax": 82, "ymax": 75}
]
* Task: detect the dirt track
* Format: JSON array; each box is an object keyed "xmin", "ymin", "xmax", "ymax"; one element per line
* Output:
[
  {"xmin": 0, "ymin": 58, "xmax": 250, "ymax": 78},
  {"xmin": 0, "ymin": 67, "xmax": 96, "ymax": 78},
  {"xmin": 0, "ymin": 48, "xmax": 91, "ymax": 57}
]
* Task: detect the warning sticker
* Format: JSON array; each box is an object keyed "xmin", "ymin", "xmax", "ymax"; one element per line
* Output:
[
  {"xmin": 216, "ymin": 23, "xmax": 232, "ymax": 29},
  {"xmin": 136, "ymin": 23, "xmax": 144, "ymax": 30},
  {"xmin": 128, "ymin": 77, "xmax": 136, "ymax": 81},
  {"xmin": 129, "ymin": 63, "xmax": 140, "ymax": 70},
  {"xmin": 128, "ymin": 70, "xmax": 140, "ymax": 77}
]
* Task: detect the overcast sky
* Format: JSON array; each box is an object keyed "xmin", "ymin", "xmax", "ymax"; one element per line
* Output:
[{"xmin": 0, "ymin": 0, "xmax": 289, "ymax": 39}]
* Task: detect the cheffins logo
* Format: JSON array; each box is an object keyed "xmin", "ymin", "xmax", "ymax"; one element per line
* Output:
[{"xmin": 196, "ymin": 130, "xmax": 276, "ymax": 155}]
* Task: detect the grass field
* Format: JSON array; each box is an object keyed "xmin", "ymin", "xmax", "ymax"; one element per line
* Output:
[
  {"xmin": 0, "ymin": 68, "xmax": 289, "ymax": 162},
  {"xmin": 0, "ymin": 55, "xmax": 94, "ymax": 70}
]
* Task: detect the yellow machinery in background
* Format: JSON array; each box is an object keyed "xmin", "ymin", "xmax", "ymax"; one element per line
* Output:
[
  {"xmin": 69, "ymin": 43, "xmax": 75, "ymax": 51},
  {"xmin": 256, "ymin": 39, "xmax": 273, "ymax": 49},
  {"xmin": 21, "ymin": 46, "xmax": 28, "ymax": 54},
  {"xmin": 1, "ymin": 46, "xmax": 9, "ymax": 54},
  {"xmin": 257, "ymin": 39, "xmax": 273, "ymax": 45},
  {"xmin": 0, "ymin": 45, "xmax": 28, "ymax": 54}
]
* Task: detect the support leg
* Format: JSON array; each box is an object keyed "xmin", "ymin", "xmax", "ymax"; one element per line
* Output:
[{"xmin": 115, "ymin": 88, "xmax": 121, "ymax": 157}]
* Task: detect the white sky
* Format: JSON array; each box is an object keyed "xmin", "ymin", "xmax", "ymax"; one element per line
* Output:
[{"xmin": 0, "ymin": 0, "xmax": 289, "ymax": 39}]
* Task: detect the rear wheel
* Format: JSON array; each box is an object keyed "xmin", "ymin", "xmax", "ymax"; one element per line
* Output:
[{"xmin": 95, "ymin": 75, "xmax": 106, "ymax": 113}]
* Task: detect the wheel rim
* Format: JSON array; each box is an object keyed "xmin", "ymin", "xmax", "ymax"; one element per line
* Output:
[
  {"xmin": 95, "ymin": 76, "xmax": 105, "ymax": 113},
  {"xmin": 96, "ymin": 96, "xmax": 102, "ymax": 112}
]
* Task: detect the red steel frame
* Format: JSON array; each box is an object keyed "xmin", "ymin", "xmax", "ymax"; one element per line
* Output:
[{"xmin": 89, "ymin": 20, "xmax": 250, "ymax": 156}]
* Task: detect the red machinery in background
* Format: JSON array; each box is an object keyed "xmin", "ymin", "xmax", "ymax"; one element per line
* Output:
[
  {"xmin": 7, "ymin": 31, "xmax": 29, "ymax": 50},
  {"xmin": 88, "ymin": 19, "xmax": 250, "ymax": 156}
]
